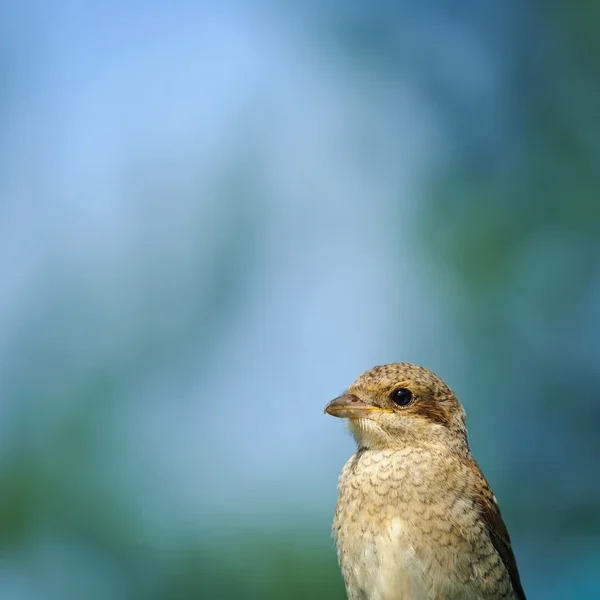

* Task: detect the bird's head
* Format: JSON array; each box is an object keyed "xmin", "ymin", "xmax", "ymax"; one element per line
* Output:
[{"xmin": 325, "ymin": 363, "xmax": 469, "ymax": 454}]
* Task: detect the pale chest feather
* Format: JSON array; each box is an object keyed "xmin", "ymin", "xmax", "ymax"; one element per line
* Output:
[{"xmin": 332, "ymin": 449, "xmax": 515, "ymax": 600}]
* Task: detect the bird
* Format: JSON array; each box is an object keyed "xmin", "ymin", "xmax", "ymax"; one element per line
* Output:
[{"xmin": 324, "ymin": 363, "xmax": 526, "ymax": 600}]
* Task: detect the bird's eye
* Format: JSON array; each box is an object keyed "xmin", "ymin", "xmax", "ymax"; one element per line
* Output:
[{"xmin": 392, "ymin": 388, "xmax": 413, "ymax": 406}]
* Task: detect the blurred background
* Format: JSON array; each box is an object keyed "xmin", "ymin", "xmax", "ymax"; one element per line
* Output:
[{"xmin": 1, "ymin": 1, "xmax": 599, "ymax": 598}]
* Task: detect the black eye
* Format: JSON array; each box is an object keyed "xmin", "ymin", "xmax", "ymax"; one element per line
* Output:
[{"xmin": 392, "ymin": 388, "xmax": 413, "ymax": 406}]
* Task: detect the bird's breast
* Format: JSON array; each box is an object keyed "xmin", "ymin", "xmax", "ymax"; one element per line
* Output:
[{"xmin": 333, "ymin": 448, "xmax": 483, "ymax": 600}]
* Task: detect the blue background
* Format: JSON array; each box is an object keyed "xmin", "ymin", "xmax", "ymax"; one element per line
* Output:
[{"xmin": 1, "ymin": 2, "xmax": 599, "ymax": 598}]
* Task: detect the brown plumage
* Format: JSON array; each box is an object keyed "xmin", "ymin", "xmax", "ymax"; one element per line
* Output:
[{"xmin": 325, "ymin": 363, "xmax": 526, "ymax": 600}]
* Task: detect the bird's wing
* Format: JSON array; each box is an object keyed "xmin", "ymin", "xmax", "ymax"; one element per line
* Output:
[{"xmin": 467, "ymin": 460, "xmax": 527, "ymax": 600}]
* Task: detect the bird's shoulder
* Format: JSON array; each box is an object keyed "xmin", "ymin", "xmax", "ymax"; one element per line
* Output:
[{"xmin": 461, "ymin": 458, "xmax": 527, "ymax": 600}]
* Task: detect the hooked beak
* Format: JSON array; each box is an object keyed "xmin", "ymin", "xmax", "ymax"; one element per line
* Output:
[{"xmin": 324, "ymin": 393, "xmax": 393, "ymax": 419}]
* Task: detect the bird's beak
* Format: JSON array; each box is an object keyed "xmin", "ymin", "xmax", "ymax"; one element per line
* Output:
[{"xmin": 324, "ymin": 394, "xmax": 393, "ymax": 419}]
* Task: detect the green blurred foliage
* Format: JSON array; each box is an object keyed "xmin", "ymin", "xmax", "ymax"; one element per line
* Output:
[{"xmin": 416, "ymin": 0, "xmax": 600, "ymax": 558}]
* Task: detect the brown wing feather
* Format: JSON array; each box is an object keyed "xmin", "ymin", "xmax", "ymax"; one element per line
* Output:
[{"xmin": 468, "ymin": 460, "xmax": 527, "ymax": 600}]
